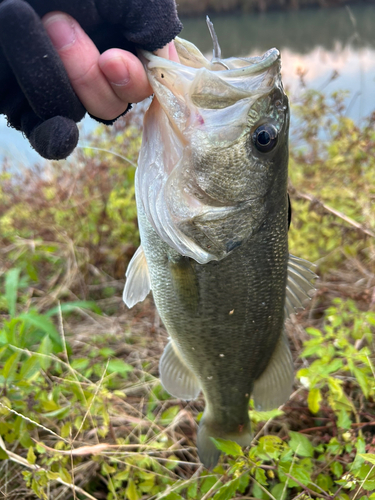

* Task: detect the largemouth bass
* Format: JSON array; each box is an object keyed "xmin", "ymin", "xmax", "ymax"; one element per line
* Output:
[{"xmin": 124, "ymin": 23, "xmax": 316, "ymax": 468}]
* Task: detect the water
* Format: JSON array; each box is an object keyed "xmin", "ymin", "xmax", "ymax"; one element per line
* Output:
[
  {"xmin": 180, "ymin": 4, "xmax": 375, "ymax": 119},
  {"xmin": 1, "ymin": 4, "xmax": 374, "ymax": 168}
]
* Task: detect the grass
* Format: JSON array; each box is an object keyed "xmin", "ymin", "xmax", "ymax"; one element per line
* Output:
[{"xmin": 0, "ymin": 88, "xmax": 374, "ymax": 499}]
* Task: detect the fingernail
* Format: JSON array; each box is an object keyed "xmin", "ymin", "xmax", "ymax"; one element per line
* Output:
[
  {"xmin": 101, "ymin": 57, "xmax": 130, "ymax": 86},
  {"xmin": 43, "ymin": 13, "xmax": 76, "ymax": 50}
]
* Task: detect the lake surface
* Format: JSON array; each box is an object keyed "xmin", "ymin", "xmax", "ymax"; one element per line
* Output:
[
  {"xmin": 1, "ymin": 4, "xmax": 375, "ymax": 168},
  {"xmin": 180, "ymin": 4, "xmax": 375, "ymax": 118}
]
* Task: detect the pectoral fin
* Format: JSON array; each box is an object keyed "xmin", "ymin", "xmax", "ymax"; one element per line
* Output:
[
  {"xmin": 252, "ymin": 331, "xmax": 294, "ymax": 410},
  {"xmin": 159, "ymin": 340, "xmax": 201, "ymax": 401},
  {"xmin": 123, "ymin": 246, "xmax": 151, "ymax": 308},
  {"xmin": 285, "ymin": 254, "xmax": 317, "ymax": 319}
]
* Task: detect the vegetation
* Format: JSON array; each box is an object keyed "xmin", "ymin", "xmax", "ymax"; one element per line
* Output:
[{"xmin": 0, "ymin": 87, "xmax": 374, "ymax": 499}]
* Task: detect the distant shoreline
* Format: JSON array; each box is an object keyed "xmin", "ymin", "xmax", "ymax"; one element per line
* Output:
[{"xmin": 177, "ymin": 0, "xmax": 375, "ymax": 16}]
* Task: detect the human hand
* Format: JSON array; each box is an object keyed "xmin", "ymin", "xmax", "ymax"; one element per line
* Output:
[
  {"xmin": 0, "ymin": 0, "xmax": 182, "ymax": 160},
  {"xmin": 42, "ymin": 12, "xmax": 180, "ymax": 123}
]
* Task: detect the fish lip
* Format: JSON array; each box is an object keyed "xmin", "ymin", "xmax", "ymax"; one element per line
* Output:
[{"xmin": 139, "ymin": 46, "xmax": 280, "ymax": 77}]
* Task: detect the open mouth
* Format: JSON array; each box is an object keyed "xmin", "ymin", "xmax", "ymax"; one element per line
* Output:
[
  {"xmin": 139, "ymin": 16, "xmax": 281, "ymax": 98},
  {"xmin": 139, "ymin": 20, "xmax": 281, "ymax": 105}
]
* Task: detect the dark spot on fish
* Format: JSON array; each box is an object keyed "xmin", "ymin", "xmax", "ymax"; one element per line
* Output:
[
  {"xmin": 161, "ymin": 73, "xmax": 164, "ymax": 78},
  {"xmin": 226, "ymin": 240, "xmax": 242, "ymax": 252}
]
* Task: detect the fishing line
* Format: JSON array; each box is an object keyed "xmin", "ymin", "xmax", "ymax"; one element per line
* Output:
[{"xmin": 76, "ymin": 145, "xmax": 137, "ymax": 168}]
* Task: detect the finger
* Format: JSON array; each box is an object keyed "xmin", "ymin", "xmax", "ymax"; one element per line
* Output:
[
  {"xmin": 98, "ymin": 49, "xmax": 152, "ymax": 104},
  {"xmin": 99, "ymin": 40, "xmax": 179, "ymax": 105},
  {"xmin": 168, "ymin": 41, "xmax": 180, "ymax": 63},
  {"xmin": 43, "ymin": 12, "xmax": 130, "ymax": 120},
  {"xmin": 155, "ymin": 42, "xmax": 180, "ymax": 63}
]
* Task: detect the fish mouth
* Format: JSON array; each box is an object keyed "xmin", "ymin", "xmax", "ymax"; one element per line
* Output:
[
  {"xmin": 139, "ymin": 38, "xmax": 282, "ymax": 113},
  {"xmin": 141, "ymin": 43, "xmax": 280, "ymax": 77},
  {"xmin": 140, "ymin": 14, "xmax": 280, "ymax": 83}
]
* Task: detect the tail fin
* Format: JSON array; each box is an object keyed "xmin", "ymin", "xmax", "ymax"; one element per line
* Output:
[{"xmin": 197, "ymin": 418, "xmax": 252, "ymax": 469}]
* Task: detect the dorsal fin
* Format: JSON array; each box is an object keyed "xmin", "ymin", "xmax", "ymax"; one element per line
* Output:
[{"xmin": 285, "ymin": 254, "xmax": 317, "ymax": 319}]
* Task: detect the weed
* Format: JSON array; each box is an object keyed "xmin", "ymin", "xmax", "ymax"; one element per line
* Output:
[{"xmin": 0, "ymin": 91, "xmax": 374, "ymax": 499}]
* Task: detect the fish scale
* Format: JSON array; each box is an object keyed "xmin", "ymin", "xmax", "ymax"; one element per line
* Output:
[
  {"xmin": 137, "ymin": 179, "xmax": 288, "ymax": 454},
  {"xmin": 124, "ymin": 27, "xmax": 317, "ymax": 468}
]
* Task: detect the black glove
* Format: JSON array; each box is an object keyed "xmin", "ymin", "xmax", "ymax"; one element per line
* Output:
[{"xmin": 0, "ymin": 0, "xmax": 182, "ymax": 160}]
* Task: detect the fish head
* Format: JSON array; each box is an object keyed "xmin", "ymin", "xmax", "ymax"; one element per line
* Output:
[{"xmin": 138, "ymin": 38, "xmax": 289, "ymax": 264}]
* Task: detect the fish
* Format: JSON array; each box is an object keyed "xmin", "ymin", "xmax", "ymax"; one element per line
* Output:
[{"xmin": 123, "ymin": 20, "xmax": 316, "ymax": 468}]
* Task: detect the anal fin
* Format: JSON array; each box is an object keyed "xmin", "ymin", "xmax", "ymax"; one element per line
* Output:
[
  {"xmin": 252, "ymin": 331, "xmax": 294, "ymax": 411},
  {"xmin": 159, "ymin": 340, "xmax": 201, "ymax": 401},
  {"xmin": 123, "ymin": 246, "xmax": 151, "ymax": 308}
]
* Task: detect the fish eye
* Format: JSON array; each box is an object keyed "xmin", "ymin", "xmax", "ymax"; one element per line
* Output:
[{"xmin": 253, "ymin": 124, "xmax": 278, "ymax": 153}]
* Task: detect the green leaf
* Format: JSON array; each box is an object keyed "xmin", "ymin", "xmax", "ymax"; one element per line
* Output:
[
  {"xmin": 327, "ymin": 358, "xmax": 344, "ymax": 374},
  {"xmin": 5, "ymin": 268, "xmax": 20, "ymax": 317},
  {"xmin": 256, "ymin": 435, "xmax": 286, "ymax": 460},
  {"xmin": 352, "ymin": 367, "xmax": 370, "ymax": 398},
  {"xmin": 213, "ymin": 477, "xmax": 240, "ymax": 500},
  {"xmin": 162, "ymin": 493, "xmax": 184, "ymax": 500},
  {"xmin": 59, "ymin": 468, "xmax": 72, "ymax": 484},
  {"xmin": 2, "ymin": 351, "xmax": 20, "ymax": 381},
  {"xmin": 210, "ymin": 438, "xmax": 243, "ymax": 458},
  {"xmin": 38, "ymin": 335, "xmax": 53, "ymax": 370},
  {"xmin": 250, "ymin": 408, "xmax": 284, "ymax": 424},
  {"xmin": 255, "ymin": 467, "xmax": 268, "ymax": 486},
  {"xmin": 305, "ymin": 327, "xmax": 322, "ymax": 338},
  {"xmin": 200, "ymin": 476, "xmax": 218, "ymax": 495},
  {"xmin": 27, "ymin": 447, "xmax": 36, "ymax": 465},
  {"xmin": 271, "ymin": 483, "xmax": 287, "ymax": 500},
  {"xmin": 18, "ymin": 355, "xmax": 40, "ymax": 380},
  {"xmin": 43, "ymin": 406, "xmax": 70, "ymax": 419},
  {"xmin": 160, "ymin": 405, "xmax": 179, "ymax": 425},
  {"xmin": 139, "ymin": 478, "xmax": 154, "ymax": 493},
  {"xmin": 289, "ymin": 464, "xmax": 311, "ymax": 487},
  {"xmin": 18, "ymin": 312, "xmax": 62, "ymax": 349},
  {"xmin": 70, "ymin": 358, "xmax": 89, "ymax": 371},
  {"xmin": 187, "ymin": 480, "xmax": 198, "ymax": 499},
  {"xmin": 107, "ymin": 358, "xmax": 133, "ymax": 376},
  {"xmin": 0, "ymin": 447, "xmax": 9, "ymax": 460},
  {"xmin": 288, "ymin": 431, "xmax": 314, "ymax": 457},
  {"xmin": 238, "ymin": 472, "xmax": 250, "ymax": 493},
  {"xmin": 331, "ymin": 461, "xmax": 344, "ymax": 477},
  {"xmin": 351, "ymin": 437, "xmax": 366, "ymax": 471},
  {"xmin": 360, "ymin": 454, "xmax": 375, "ymax": 466},
  {"xmin": 126, "ymin": 478, "xmax": 139, "ymax": 500},
  {"xmin": 316, "ymin": 473, "xmax": 333, "ymax": 491},
  {"xmin": 307, "ymin": 388, "xmax": 322, "ymax": 414},
  {"xmin": 337, "ymin": 409, "xmax": 352, "ymax": 430},
  {"xmin": 45, "ymin": 301, "xmax": 101, "ymax": 317}
]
